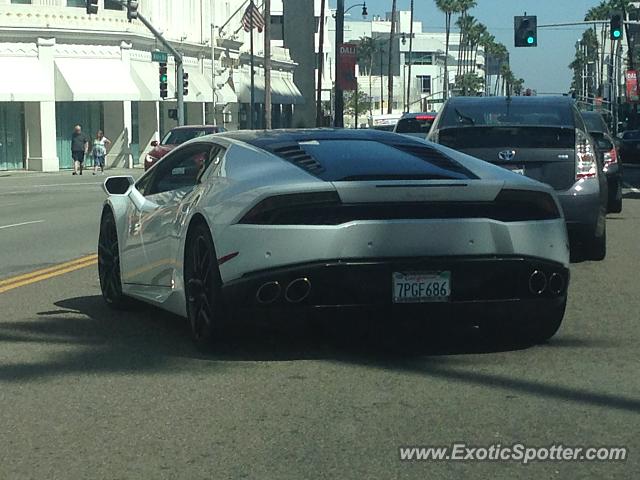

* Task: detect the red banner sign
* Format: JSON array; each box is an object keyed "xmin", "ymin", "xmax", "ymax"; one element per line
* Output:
[
  {"xmin": 626, "ymin": 70, "xmax": 639, "ymax": 102},
  {"xmin": 337, "ymin": 43, "xmax": 357, "ymax": 91}
]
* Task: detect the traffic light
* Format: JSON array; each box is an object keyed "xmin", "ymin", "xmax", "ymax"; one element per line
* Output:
[
  {"xmin": 182, "ymin": 72, "xmax": 189, "ymax": 96},
  {"xmin": 159, "ymin": 62, "xmax": 168, "ymax": 99},
  {"xmin": 610, "ymin": 12, "xmax": 623, "ymax": 40},
  {"xmin": 127, "ymin": 0, "xmax": 139, "ymax": 21},
  {"xmin": 85, "ymin": 0, "xmax": 98, "ymax": 15},
  {"xmin": 514, "ymin": 15, "xmax": 537, "ymax": 47}
]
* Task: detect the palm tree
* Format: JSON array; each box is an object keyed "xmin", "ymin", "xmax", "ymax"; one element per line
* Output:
[
  {"xmin": 357, "ymin": 36, "xmax": 376, "ymax": 118},
  {"xmin": 435, "ymin": 0, "xmax": 460, "ymax": 99},
  {"xmin": 455, "ymin": 0, "xmax": 477, "ymax": 78},
  {"xmin": 479, "ymin": 31, "xmax": 495, "ymax": 94},
  {"xmin": 456, "ymin": 14, "xmax": 477, "ymax": 77},
  {"xmin": 468, "ymin": 21, "xmax": 487, "ymax": 74}
]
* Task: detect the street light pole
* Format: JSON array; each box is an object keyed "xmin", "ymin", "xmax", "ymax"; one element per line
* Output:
[
  {"xmin": 387, "ymin": 0, "xmax": 397, "ymax": 114},
  {"xmin": 334, "ymin": 0, "xmax": 345, "ymax": 127}
]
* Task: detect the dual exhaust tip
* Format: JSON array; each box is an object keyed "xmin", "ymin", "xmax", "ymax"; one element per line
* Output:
[
  {"xmin": 256, "ymin": 278, "xmax": 311, "ymax": 304},
  {"xmin": 529, "ymin": 270, "xmax": 565, "ymax": 296}
]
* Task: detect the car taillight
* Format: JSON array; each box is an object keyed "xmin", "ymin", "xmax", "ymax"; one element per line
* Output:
[
  {"xmin": 494, "ymin": 189, "xmax": 561, "ymax": 220},
  {"xmin": 575, "ymin": 130, "xmax": 598, "ymax": 180},
  {"xmin": 239, "ymin": 191, "xmax": 341, "ymax": 224},
  {"xmin": 603, "ymin": 147, "xmax": 618, "ymax": 168}
]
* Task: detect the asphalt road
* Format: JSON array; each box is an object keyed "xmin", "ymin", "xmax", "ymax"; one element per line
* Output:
[
  {"xmin": 0, "ymin": 169, "xmax": 137, "ymax": 280},
  {"xmin": 0, "ymin": 167, "xmax": 639, "ymax": 479}
]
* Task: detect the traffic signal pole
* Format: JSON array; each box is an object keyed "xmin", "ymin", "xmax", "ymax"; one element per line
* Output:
[
  {"xmin": 104, "ymin": 1, "xmax": 186, "ymax": 125},
  {"xmin": 133, "ymin": 12, "xmax": 185, "ymax": 125}
]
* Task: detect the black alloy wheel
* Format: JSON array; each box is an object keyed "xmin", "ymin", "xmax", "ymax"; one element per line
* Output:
[
  {"xmin": 185, "ymin": 223, "xmax": 226, "ymax": 350},
  {"xmin": 98, "ymin": 209, "xmax": 129, "ymax": 309}
]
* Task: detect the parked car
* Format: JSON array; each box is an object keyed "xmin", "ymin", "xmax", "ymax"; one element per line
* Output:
[
  {"xmin": 368, "ymin": 114, "xmax": 402, "ymax": 131},
  {"xmin": 618, "ymin": 130, "xmax": 640, "ymax": 164},
  {"xmin": 144, "ymin": 125, "xmax": 225, "ymax": 170},
  {"xmin": 428, "ymin": 96, "xmax": 608, "ymax": 260},
  {"xmin": 581, "ymin": 111, "xmax": 622, "ymax": 213},
  {"xmin": 100, "ymin": 128, "xmax": 569, "ymax": 349},
  {"xmin": 393, "ymin": 112, "xmax": 437, "ymax": 139}
]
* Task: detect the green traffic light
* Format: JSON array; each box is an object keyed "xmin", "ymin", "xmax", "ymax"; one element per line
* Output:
[
  {"xmin": 160, "ymin": 74, "xmax": 167, "ymax": 82},
  {"xmin": 613, "ymin": 29, "xmax": 622, "ymax": 39},
  {"xmin": 527, "ymin": 36, "xmax": 535, "ymax": 44}
]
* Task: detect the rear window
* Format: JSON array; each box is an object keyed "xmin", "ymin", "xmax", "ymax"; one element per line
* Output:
[
  {"xmin": 440, "ymin": 102, "xmax": 574, "ymax": 128},
  {"xmin": 271, "ymin": 140, "xmax": 476, "ymax": 181},
  {"xmin": 162, "ymin": 128, "xmax": 215, "ymax": 145},
  {"xmin": 581, "ymin": 113, "xmax": 608, "ymax": 133},
  {"xmin": 395, "ymin": 116, "xmax": 435, "ymax": 134},
  {"xmin": 439, "ymin": 126, "xmax": 576, "ymax": 150}
]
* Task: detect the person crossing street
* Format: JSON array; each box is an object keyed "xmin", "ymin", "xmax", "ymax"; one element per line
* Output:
[
  {"xmin": 70, "ymin": 124, "xmax": 89, "ymax": 175},
  {"xmin": 91, "ymin": 130, "xmax": 111, "ymax": 175}
]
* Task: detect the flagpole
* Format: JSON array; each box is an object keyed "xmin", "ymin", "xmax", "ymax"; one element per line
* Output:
[
  {"xmin": 264, "ymin": 0, "xmax": 271, "ymax": 130},
  {"xmin": 249, "ymin": 0, "xmax": 255, "ymax": 129}
]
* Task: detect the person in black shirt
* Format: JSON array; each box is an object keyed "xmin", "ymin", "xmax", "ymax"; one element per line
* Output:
[{"xmin": 71, "ymin": 124, "xmax": 89, "ymax": 175}]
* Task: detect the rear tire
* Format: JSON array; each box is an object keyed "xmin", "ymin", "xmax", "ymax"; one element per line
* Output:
[
  {"xmin": 184, "ymin": 223, "xmax": 227, "ymax": 351},
  {"xmin": 585, "ymin": 223, "xmax": 607, "ymax": 261},
  {"xmin": 98, "ymin": 208, "xmax": 130, "ymax": 309}
]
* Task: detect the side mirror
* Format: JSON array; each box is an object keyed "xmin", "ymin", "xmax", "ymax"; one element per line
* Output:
[
  {"xmin": 103, "ymin": 176, "xmax": 135, "ymax": 196},
  {"xmin": 151, "ymin": 140, "xmax": 159, "ymax": 147}
]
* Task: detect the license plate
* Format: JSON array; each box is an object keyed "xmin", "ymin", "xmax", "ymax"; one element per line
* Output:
[
  {"xmin": 504, "ymin": 164, "xmax": 525, "ymax": 175},
  {"xmin": 392, "ymin": 271, "xmax": 451, "ymax": 303}
]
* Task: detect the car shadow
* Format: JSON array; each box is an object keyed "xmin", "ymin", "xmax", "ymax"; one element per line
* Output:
[{"xmin": 1, "ymin": 295, "xmax": 638, "ymax": 414}]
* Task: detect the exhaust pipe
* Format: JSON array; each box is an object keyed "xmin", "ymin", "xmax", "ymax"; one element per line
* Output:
[
  {"xmin": 285, "ymin": 278, "xmax": 311, "ymax": 303},
  {"xmin": 528, "ymin": 270, "xmax": 547, "ymax": 295},
  {"xmin": 548, "ymin": 273, "xmax": 565, "ymax": 295},
  {"xmin": 256, "ymin": 281, "xmax": 281, "ymax": 304}
]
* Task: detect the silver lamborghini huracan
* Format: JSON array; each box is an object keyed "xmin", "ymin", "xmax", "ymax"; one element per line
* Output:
[{"xmin": 99, "ymin": 129, "xmax": 570, "ymax": 349}]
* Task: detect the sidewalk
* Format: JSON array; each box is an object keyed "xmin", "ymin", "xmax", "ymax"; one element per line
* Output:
[{"xmin": 0, "ymin": 167, "xmax": 141, "ymax": 180}]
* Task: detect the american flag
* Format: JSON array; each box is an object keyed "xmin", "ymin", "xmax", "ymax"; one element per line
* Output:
[{"xmin": 241, "ymin": 1, "xmax": 265, "ymax": 33}]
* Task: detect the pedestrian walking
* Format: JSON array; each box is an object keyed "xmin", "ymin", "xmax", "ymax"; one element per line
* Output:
[
  {"xmin": 91, "ymin": 130, "xmax": 111, "ymax": 175},
  {"xmin": 71, "ymin": 124, "xmax": 89, "ymax": 175}
]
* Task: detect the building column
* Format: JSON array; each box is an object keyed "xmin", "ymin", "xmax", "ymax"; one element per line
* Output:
[
  {"xmin": 104, "ymin": 101, "xmax": 132, "ymax": 169},
  {"xmin": 137, "ymin": 101, "xmax": 160, "ymax": 164},
  {"xmin": 26, "ymin": 38, "xmax": 58, "ymax": 172}
]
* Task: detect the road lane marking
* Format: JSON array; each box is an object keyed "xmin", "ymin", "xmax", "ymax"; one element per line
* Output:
[
  {"xmin": 0, "ymin": 220, "xmax": 45, "ymax": 230},
  {"xmin": 0, "ymin": 254, "xmax": 98, "ymax": 294}
]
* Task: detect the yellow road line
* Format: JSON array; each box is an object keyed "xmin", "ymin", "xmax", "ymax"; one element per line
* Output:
[{"xmin": 0, "ymin": 255, "xmax": 98, "ymax": 293}]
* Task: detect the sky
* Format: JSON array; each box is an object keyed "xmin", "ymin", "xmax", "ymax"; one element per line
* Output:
[{"xmin": 332, "ymin": 0, "xmax": 602, "ymax": 93}]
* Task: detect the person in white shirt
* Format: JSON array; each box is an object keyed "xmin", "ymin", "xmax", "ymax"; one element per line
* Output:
[{"xmin": 91, "ymin": 130, "xmax": 111, "ymax": 175}]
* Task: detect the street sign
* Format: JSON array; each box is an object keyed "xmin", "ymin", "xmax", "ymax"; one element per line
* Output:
[{"xmin": 151, "ymin": 50, "xmax": 168, "ymax": 63}]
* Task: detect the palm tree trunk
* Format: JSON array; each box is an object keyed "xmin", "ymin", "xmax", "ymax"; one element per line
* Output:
[
  {"xmin": 369, "ymin": 55, "xmax": 373, "ymax": 118},
  {"xmin": 443, "ymin": 12, "xmax": 451, "ymax": 99}
]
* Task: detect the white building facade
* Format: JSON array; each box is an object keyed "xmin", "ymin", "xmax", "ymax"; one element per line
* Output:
[
  {"xmin": 0, "ymin": 0, "xmax": 304, "ymax": 171},
  {"xmin": 327, "ymin": 9, "xmax": 486, "ymax": 126}
]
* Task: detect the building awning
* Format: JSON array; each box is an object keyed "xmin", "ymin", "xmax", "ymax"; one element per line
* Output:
[
  {"xmin": 234, "ymin": 71, "xmax": 305, "ymax": 105},
  {"xmin": 283, "ymin": 78, "xmax": 305, "ymax": 105},
  {"xmin": 131, "ymin": 60, "xmax": 161, "ymax": 101},
  {"xmin": 0, "ymin": 57, "xmax": 54, "ymax": 102},
  {"xmin": 214, "ymin": 82, "xmax": 238, "ymax": 105},
  {"xmin": 55, "ymin": 58, "xmax": 139, "ymax": 101}
]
